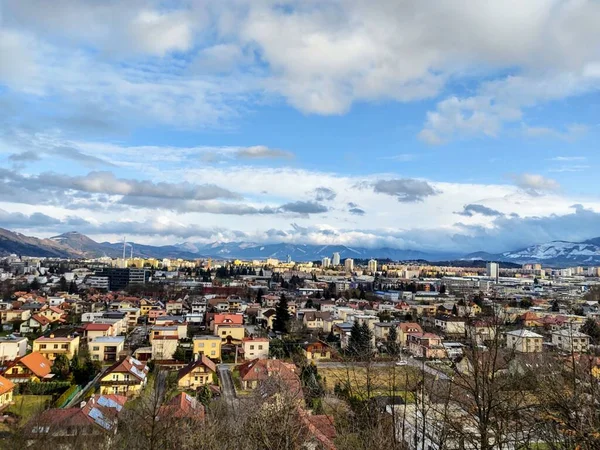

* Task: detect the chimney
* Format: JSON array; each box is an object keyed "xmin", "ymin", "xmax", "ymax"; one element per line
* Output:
[{"xmin": 50, "ymin": 333, "xmax": 55, "ymax": 338}]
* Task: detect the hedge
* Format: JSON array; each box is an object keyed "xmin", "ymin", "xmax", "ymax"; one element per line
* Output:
[{"xmin": 15, "ymin": 381, "xmax": 71, "ymax": 395}]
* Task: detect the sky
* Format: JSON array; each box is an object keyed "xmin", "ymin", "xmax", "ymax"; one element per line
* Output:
[{"xmin": 1, "ymin": 0, "xmax": 600, "ymax": 254}]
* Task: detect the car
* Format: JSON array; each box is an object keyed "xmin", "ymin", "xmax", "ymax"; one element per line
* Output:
[{"xmin": 395, "ymin": 359, "xmax": 408, "ymax": 366}]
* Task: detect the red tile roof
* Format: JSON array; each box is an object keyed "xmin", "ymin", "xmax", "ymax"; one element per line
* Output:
[
  {"xmin": 159, "ymin": 392, "xmax": 205, "ymax": 420},
  {"xmin": 0, "ymin": 375, "xmax": 15, "ymax": 396},
  {"xmin": 12, "ymin": 352, "xmax": 52, "ymax": 378},
  {"xmin": 82, "ymin": 323, "xmax": 113, "ymax": 332},
  {"xmin": 177, "ymin": 356, "xmax": 217, "ymax": 380}
]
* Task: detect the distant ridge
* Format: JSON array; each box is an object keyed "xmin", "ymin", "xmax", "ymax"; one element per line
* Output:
[{"xmin": 1, "ymin": 227, "xmax": 600, "ymax": 266}]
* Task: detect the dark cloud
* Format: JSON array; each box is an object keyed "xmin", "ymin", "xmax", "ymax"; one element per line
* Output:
[
  {"xmin": 314, "ymin": 187, "xmax": 336, "ymax": 201},
  {"xmin": 372, "ymin": 178, "xmax": 438, "ymax": 202},
  {"xmin": 0, "ymin": 209, "xmax": 61, "ymax": 227},
  {"xmin": 8, "ymin": 151, "xmax": 41, "ymax": 163},
  {"xmin": 349, "ymin": 207, "xmax": 366, "ymax": 216},
  {"xmin": 455, "ymin": 204, "xmax": 503, "ymax": 217},
  {"xmin": 279, "ymin": 201, "xmax": 328, "ymax": 215}
]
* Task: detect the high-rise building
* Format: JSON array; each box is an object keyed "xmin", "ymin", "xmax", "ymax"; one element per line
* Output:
[
  {"xmin": 344, "ymin": 258, "xmax": 354, "ymax": 273},
  {"xmin": 322, "ymin": 257, "xmax": 331, "ymax": 268},
  {"xmin": 367, "ymin": 259, "xmax": 377, "ymax": 273},
  {"xmin": 95, "ymin": 268, "xmax": 149, "ymax": 291},
  {"xmin": 332, "ymin": 252, "xmax": 341, "ymax": 266},
  {"xmin": 486, "ymin": 262, "xmax": 499, "ymax": 281}
]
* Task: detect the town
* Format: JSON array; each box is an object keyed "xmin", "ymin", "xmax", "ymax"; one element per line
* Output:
[{"xmin": 0, "ymin": 252, "xmax": 599, "ymax": 449}]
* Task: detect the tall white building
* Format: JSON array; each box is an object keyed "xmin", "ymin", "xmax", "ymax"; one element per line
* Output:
[
  {"xmin": 344, "ymin": 258, "xmax": 354, "ymax": 273},
  {"xmin": 368, "ymin": 259, "xmax": 377, "ymax": 273},
  {"xmin": 486, "ymin": 262, "xmax": 499, "ymax": 281},
  {"xmin": 321, "ymin": 257, "xmax": 331, "ymax": 268},
  {"xmin": 332, "ymin": 252, "xmax": 341, "ymax": 266}
]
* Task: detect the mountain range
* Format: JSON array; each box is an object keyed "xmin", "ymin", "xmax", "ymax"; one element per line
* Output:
[{"xmin": 1, "ymin": 227, "xmax": 600, "ymax": 266}]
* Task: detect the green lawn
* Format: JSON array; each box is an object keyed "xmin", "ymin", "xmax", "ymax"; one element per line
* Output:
[{"xmin": 7, "ymin": 395, "xmax": 52, "ymax": 423}]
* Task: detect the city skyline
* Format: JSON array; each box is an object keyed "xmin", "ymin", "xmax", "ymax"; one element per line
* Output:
[{"xmin": 2, "ymin": 1, "xmax": 600, "ymax": 253}]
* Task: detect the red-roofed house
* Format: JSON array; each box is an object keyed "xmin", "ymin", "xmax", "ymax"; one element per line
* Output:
[
  {"xmin": 38, "ymin": 306, "xmax": 66, "ymax": 323},
  {"xmin": 237, "ymin": 358, "xmax": 302, "ymax": 395},
  {"xmin": 158, "ymin": 392, "xmax": 204, "ymax": 421},
  {"xmin": 81, "ymin": 323, "xmax": 116, "ymax": 342},
  {"xmin": 210, "ymin": 313, "xmax": 244, "ymax": 331},
  {"xmin": 407, "ymin": 332, "xmax": 445, "ymax": 359},
  {"xmin": 20, "ymin": 314, "xmax": 51, "ymax": 334},
  {"xmin": 3, "ymin": 352, "xmax": 53, "ymax": 383}
]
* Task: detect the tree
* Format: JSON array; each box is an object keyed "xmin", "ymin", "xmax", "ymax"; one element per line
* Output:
[
  {"xmin": 58, "ymin": 276, "xmax": 68, "ymax": 292},
  {"xmin": 439, "ymin": 284, "xmax": 447, "ymax": 294},
  {"xmin": 256, "ymin": 288, "xmax": 264, "ymax": 306},
  {"xmin": 520, "ymin": 298, "xmax": 533, "ymax": 308},
  {"xmin": 29, "ymin": 279, "xmax": 41, "ymax": 291},
  {"xmin": 551, "ymin": 299, "xmax": 560, "ymax": 312},
  {"xmin": 273, "ymin": 294, "xmax": 291, "ymax": 334},
  {"xmin": 173, "ymin": 345, "xmax": 187, "ymax": 362},
  {"xmin": 580, "ymin": 318, "xmax": 600, "ymax": 344},
  {"xmin": 452, "ymin": 303, "xmax": 458, "ymax": 316},
  {"xmin": 348, "ymin": 321, "xmax": 373, "ymax": 360},
  {"xmin": 68, "ymin": 280, "xmax": 77, "ymax": 294},
  {"xmin": 52, "ymin": 354, "xmax": 71, "ymax": 380},
  {"xmin": 386, "ymin": 325, "xmax": 400, "ymax": 357}
]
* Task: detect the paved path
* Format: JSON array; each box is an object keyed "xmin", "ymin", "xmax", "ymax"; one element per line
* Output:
[{"xmin": 217, "ymin": 364, "xmax": 237, "ymax": 407}]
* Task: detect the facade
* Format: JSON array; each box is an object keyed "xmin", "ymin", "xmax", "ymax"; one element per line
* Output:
[
  {"xmin": 0, "ymin": 336, "xmax": 28, "ymax": 362},
  {"xmin": 193, "ymin": 335, "xmax": 222, "ymax": 360},
  {"xmin": 82, "ymin": 323, "xmax": 116, "ymax": 342},
  {"xmin": 33, "ymin": 334, "xmax": 80, "ymax": 361},
  {"xmin": 303, "ymin": 311, "xmax": 332, "ymax": 331},
  {"xmin": 215, "ymin": 324, "xmax": 245, "ymax": 343},
  {"xmin": 89, "ymin": 336, "xmax": 125, "ymax": 362},
  {"xmin": 434, "ymin": 316, "xmax": 466, "ymax": 335},
  {"xmin": 344, "ymin": 258, "xmax": 354, "ymax": 273},
  {"xmin": 177, "ymin": 356, "xmax": 217, "ymax": 390},
  {"xmin": 151, "ymin": 336, "xmax": 179, "ymax": 360},
  {"xmin": 368, "ymin": 259, "xmax": 377, "ymax": 273},
  {"xmin": 332, "ymin": 252, "xmax": 340, "ymax": 266},
  {"xmin": 486, "ymin": 262, "xmax": 499, "ymax": 281},
  {"xmin": 505, "ymin": 329, "xmax": 543, "ymax": 353},
  {"xmin": 321, "ymin": 257, "xmax": 331, "ymax": 268},
  {"xmin": 242, "ymin": 337, "xmax": 269, "ymax": 359},
  {"xmin": 551, "ymin": 329, "xmax": 590, "ymax": 353},
  {"xmin": 99, "ymin": 356, "xmax": 149, "ymax": 396},
  {"xmin": 95, "ymin": 268, "xmax": 149, "ymax": 291}
]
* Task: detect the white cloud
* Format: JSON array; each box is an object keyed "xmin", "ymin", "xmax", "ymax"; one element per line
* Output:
[{"xmin": 510, "ymin": 173, "xmax": 560, "ymax": 193}]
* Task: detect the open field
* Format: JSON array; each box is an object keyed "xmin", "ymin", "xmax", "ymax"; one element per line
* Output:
[
  {"xmin": 319, "ymin": 365, "xmax": 420, "ymax": 400},
  {"xmin": 7, "ymin": 395, "xmax": 52, "ymax": 423}
]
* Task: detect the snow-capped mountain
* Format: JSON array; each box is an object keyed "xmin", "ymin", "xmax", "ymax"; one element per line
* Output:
[{"xmin": 499, "ymin": 239, "xmax": 600, "ymax": 265}]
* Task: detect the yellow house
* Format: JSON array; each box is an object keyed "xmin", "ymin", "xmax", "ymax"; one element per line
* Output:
[
  {"xmin": 214, "ymin": 324, "xmax": 245, "ymax": 344},
  {"xmin": 0, "ymin": 375, "xmax": 15, "ymax": 410},
  {"xmin": 302, "ymin": 342, "xmax": 332, "ymax": 361},
  {"xmin": 193, "ymin": 335, "xmax": 221, "ymax": 361},
  {"xmin": 99, "ymin": 356, "xmax": 149, "ymax": 396},
  {"xmin": 89, "ymin": 336, "xmax": 125, "ymax": 362},
  {"xmin": 177, "ymin": 356, "xmax": 217, "ymax": 390},
  {"xmin": 3, "ymin": 352, "xmax": 53, "ymax": 383},
  {"xmin": 38, "ymin": 306, "xmax": 65, "ymax": 323},
  {"xmin": 33, "ymin": 334, "xmax": 80, "ymax": 361}
]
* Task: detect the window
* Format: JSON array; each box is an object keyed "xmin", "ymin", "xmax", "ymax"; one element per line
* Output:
[
  {"xmin": 40, "ymin": 344, "xmax": 46, "ymax": 349},
  {"xmin": 211, "ymin": 343, "xmax": 216, "ymax": 347},
  {"xmin": 211, "ymin": 351, "xmax": 215, "ymax": 356},
  {"xmin": 93, "ymin": 346, "xmax": 100, "ymax": 351},
  {"xmin": 250, "ymin": 345, "xmax": 254, "ymax": 350},
  {"xmin": 258, "ymin": 345, "xmax": 263, "ymax": 350},
  {"xmin": 199, "ymin": 343, "xmax": 204, "ymax": 347},
  {"xmin": 222, "ymin": 331, "xmax": 226, "ymax": 335},
  {"xmin": 53, "ymin": 344, "xmax": 58, "ymax": 349}
]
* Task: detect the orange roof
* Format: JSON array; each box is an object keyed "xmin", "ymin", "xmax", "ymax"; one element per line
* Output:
[
  {"xmin": 213, "ymin": 314, "xmax": 244, "ymax": 326},
  {"xmin": 159, "ymin": 392, "xmax": 205, "ymax": 420},
  {"xmin": 31, "ymin": 314, "xmax": 51, "ymax": 326},
  {"xmin": 15, "ymin": 352, "xmax": 53, "ymax": 378},
  {"xmin": 82, "ymin": 323, "xmax": 112, "ymax": 332},
  {"xmin": 0, "ymin": 375, "xmax": 15, "ymax": 395}
]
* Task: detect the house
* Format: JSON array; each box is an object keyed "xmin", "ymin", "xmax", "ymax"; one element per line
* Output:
[
  {"xmin": 89, "ymin": 336, "xmax": 125, "ymax": 362},
  {"xmin": 177, "ymin": 356, "xmax": 217, "ymax": 390},
  {"xmin": 397, "ymin": 323, "xmax": 423, "ymax": 346},
  {"xmin": 38, "ymin": 306, "xmax": 66, "ymax": 323},
  {"xmin": 434, "ymin": 316, "xmax": 466, "ymax": 335},
  {"xmin": 466, "ymin": 321, "xmax": 498, "ymax": 344},
  {"xmin": 0, "ymin": 375, "xmax": 15, "ymax": 410},
  {"xmin": 3, "ymin": 352, "xmax": 53, "ymax": 383},
  {"xmin": 0, "ymin": 336, "xmax": 28, "ymax": 362},
  {"xmin": 0, "ymin": 309, "xmax": 31, "ymax": 323},
  {"xmin": 99, "ymin": 356, "xmax": 149, "ymax": 396},
  {"xmin": 81, "ymin": 323, "xmax": 116, "ymax": 342},
  {"xmin": 158, "ymin": 392, "xmax": 205, "ymax": 421},
  {"xmin": 19, "ymin": 313, "xmax": 51, "ymax": 334},
  {"xmin": 28, "ymin": 394, "xmax": 127, "ymax": 436},
  {"xmin": 237, "ymin": 358, "xmax": 302, "ymax": 395},
  {"xmin": 148, "ymin": 309, "xmax": 167, "ymax": 324},
  {"xmin": 33, "ymin": 334, "xmax": 80, "ymax": 361},
  {"xmin": 505, "ymin": 329, "xmax": 543, "ymax": 353},
  {"xmin": 193, "ymin": 335, "xmax": 221, "ymax": 360},
  {"xmin": 303, "ymin": 311, "xmax": 332, "ymax": 331},
  {"xmin": 210, "ymin": 313, "xmax": 244, "ymax": 332},
  {"xmin": 518, "ymin": 311, "xmax": 543, "ymax": 328},
  {"xmin": 407, "ymin": 333, "xmax": 445, "ymax": 359},
  {"xmin": 302, "ymin": 341, "xmax": 332, "ymax": 361},
  {"xmin": 119, "ymin": 308, "xmax": 140, "ymax": 330},
  {"xmin": 457, "ymin": 302, "xmax": 482, "ymax": 317},
  {"xmin": 241, "ymin": 337, "xmax": 270, "ymax": 360},
  {"xmin": 551, "ymin": 329, "xmax": 590, "ymax": 353},
  {"xmin": 373, "ymin": 322, "xmax": 395, "ymax": 341},
  {"xmin": 150, "ymin": 323, "xmax": 187, "ymax": 340},
  {"xmin": 166, "ymin": 300, "xmax": 184, "ymax": 315}
]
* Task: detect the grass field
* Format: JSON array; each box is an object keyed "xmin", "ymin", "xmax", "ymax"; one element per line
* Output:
[
  {"xmin": 319, "ymin": 365, "xmax": 420, "ymax": 401},
  {"xmin": 7, "ymin": 395, "xmax": 52, "ymax": 423}
]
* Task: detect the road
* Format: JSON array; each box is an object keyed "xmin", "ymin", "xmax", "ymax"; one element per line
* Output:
[
  {"xmin": 217, "ymin": 364, "xmax": 237, "ymax": 407},
  {"xmin": 314, "ymin": 358, "xmax": 451, "ymax": 381}
]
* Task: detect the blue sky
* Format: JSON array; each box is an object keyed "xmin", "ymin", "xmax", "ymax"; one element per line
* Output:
[{"xmin": 1, "ymin": 0, "xmax": 600, "ymax": 253}]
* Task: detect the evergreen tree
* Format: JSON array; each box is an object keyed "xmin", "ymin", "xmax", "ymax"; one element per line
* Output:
[
  {"xmin": 256, "ymin": 288, "xmax": 264, "ymax": 305},
  {"xmin": 173, "ymin": 345, "xmax": 187, "ymax": 362},
  {"xmin": 259, "ymin": 268, "xmax": 264, "ymax": 277},
  {"xmin": 581, "ymin": 318, "xmax": 600, "ymax": 345},
  {"xmin": 273, "ymin": 294, "xmax": 291, "ymax": 334},
  {"xmin": 551, "ymin": 300, "xmax": 560, "ymax": 312},
  {"xmin": 29, "ymin": 279, "xmax": 40, "ymax": 291},
  {"xmin": 452, "ymin": 303, "xmax": 458, "ymax": 316},
  {"xmin": 360, "ymin": 322, "xmax": 373, "ymax": 357},
  {"xmin": 386, "ymin": 325, "xmax": 400, "ymax": 357},
  {"xmin": 58, "ymin": 276, "xmax": 68, "ymax": 292},
  {"xmin": 68, "ymin": 280, "xmax": 77, "ymax": 294},
  {"xmin": 52, "ymin": 354, "xmax": 71, "ymax": 380}
]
